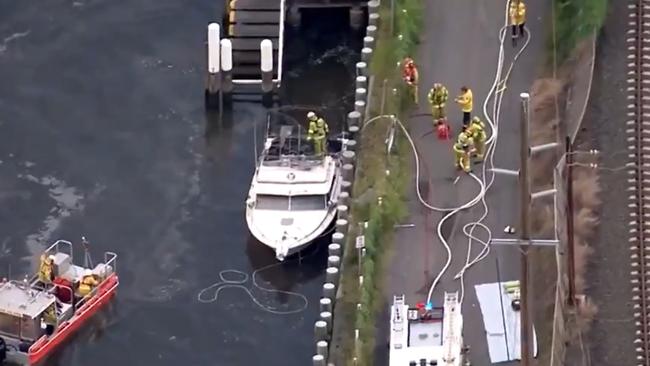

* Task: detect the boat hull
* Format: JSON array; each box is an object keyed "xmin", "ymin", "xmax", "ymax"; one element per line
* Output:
[
  {"xmin": 246, "ymin": 207, "xmax": 338, "ymax": 260},
  {"xmin": 4, "ymin": 274, "xmax": 120, "ymax": 365}
]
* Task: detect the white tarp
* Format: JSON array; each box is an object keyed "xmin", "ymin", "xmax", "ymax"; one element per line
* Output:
[{"xmin": 474, "ymin": 281, "xmax": 538, "ymax": 363}]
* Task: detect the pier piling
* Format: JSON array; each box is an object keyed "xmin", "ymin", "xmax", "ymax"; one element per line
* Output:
[
  {"xmin": 355, "ymin": 75, "xmax": 367, "ymax": 90},
  {"xmin": 326, "ymin": 267, "xmax": 339, "ymax": 284},
  {"xmin": 260, "ymin": 39, "xmax": 274, "ymax": 94},
  {"xmin": 314, "ymin": 321, "xmax": 328, "ymax": 342},
  {"xmin": 328, "ymin": 255, "xmax": 341, "ymax": 269},
  {"xmin": 328, "ymin": 243, "xmax": 342, "ymax": 257},
  {"xmin": 316, "ymin": 340, "xmax": 329, "ymax": 360},
  {"xmin": 355, "ymin": 62, "xmax": 367, "ymax": 77},
  {"xmin": 332, "ymin": 232, "xmax": 345, "ymax": 246},
  {"xmin": 312, "ymin": 354, "xmax": 326, "ymax": 366},
  {"xmin": 323, "ymin": 283, "xmax": 336, "ymax": 301},
  {"xmin": 342, "ymin": 163, "xmax": 354, "ymax": 182},
  {"xmin": 335, "ymin": 219, "xmax": 348, "ymax": 236},
  {"xmin": 319, "ymin": 297, "xmax": 333, "ymax": 313},
  {"xmin": 220, "ymin": 39, "xmax": 233, "ymax": 94}
]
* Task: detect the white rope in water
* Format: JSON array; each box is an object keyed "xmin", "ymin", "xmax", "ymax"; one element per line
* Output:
[{"xmin": 197, "ymin": 258, "xmax": 310, "ymax": 315}]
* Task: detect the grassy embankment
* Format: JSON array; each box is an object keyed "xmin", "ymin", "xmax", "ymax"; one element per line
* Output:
[
  {"xmin": 551, "ymin": 0, "xmax": 607, "ymax": 64},
  {"xmin": 333, "ymin": 1, "xmax": 423, "ymax": 365},
  {"xmin": 530, "ymin": 0, "xmax": 608, "ymax": 363}
]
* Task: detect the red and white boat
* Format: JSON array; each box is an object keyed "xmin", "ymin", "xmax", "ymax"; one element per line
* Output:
[{"xmin": 0, "ymin": 238, "xmax": 118, "ymax": 365}]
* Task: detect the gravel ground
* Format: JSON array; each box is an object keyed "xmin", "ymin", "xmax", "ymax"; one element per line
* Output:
[{"xmin": 566, "ymin": 0, "xmax": 637, "ymax": 364}]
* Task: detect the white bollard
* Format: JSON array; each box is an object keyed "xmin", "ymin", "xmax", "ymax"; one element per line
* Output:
[
  {"xmin": 355, "ymin": 75, "xmax": 367, "ymax": 90},
  {"xmin": 336, "ymin": 219, "xmax": 348, "ymax": 236},
  {"xmin": 355, "ymin": 88, "xmax": 367, "ymax": 102},
  {"xmin": 361, "ymin": 47, "xmax": 373, "ymax": 63},
  {"xmin": 316, "ymin": 340, "xmax": 329, "ymax": 359},
  {"xmin": 337, "ymin": 205, "xmax": 349, "ymax": 221},
  {"xmin": 328, "ymin": 255, "xmax": 341, "ymax": 268},
  {"xmin": 326, "ymin": 266, "xmax": 339, "ymax": 284},
  {"xmin": 314, "ymin": 321, "xmax": 328, "ymax": 342},
  {"xmin": 363, "ymin": 36, "xmax": 375, "ymax": 49},
  {"xmin": 366, "ymin": 25, "xmax": 378, "ymax": 39},
  {"xmin": 338, "ymin": 192, "xmax": 350, "ymax": 207},
  {"xmin": 320, "ymin": 311, "xmax": 333, "ymax": 333},
  {"xmin": 332, "ymin": 232, "xmax": 345, "ymax": 245},
  {"xmin": 220, "ymin": 38, "xmax": 233, "ymax": 93},
  {"xmin": 347, "ymin": 111, "xmax": 361, "ymax": 127},
  {"xmin": 354, "ymin": 100, "xmax": 366, "ymax": 119},
  {"xmin": 348, "ymin": 125, "xmax": 360, "ymax": 141},
  {"xmin": 346, "ymin": 139, "xmax": 357, "ymax": 151},
  {"xmin": 312, "ymin": 354, "xmax": 326, "ymax": 366},
  {"xmin": 369, "ymin": 12, "xmax": 380, "ymax": 27},
  {"xmin": 260, "ymin": 39, "xmax": 274, "ymax": 93},
  {"xmin": 342, "ymin": 150, "xmax": 356, "ymax": 165},
  {"xmin": 328, "ymin": 243, "xmax": 342, "ymax": 257},
  {"xmin": 320, "ymin": 297, "xmax": 333, "ymax": 313},
  {"xmin": 323, "ymin": 283, "xmax": 336, "ymax": 300},
  {"xmin": 355, "ymin": 62, "xmax": 367, "ymax": 77},
  {"xmin": 207, "ymin": 23, "xmax": 221, "ymax": 94},
  {"xmin": 342, "ymin": 163, "xmax": 354, "ymax": 182}
]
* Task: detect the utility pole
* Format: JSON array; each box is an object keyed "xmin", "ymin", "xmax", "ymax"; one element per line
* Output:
[
  {"xmin": 565, "ymin": 136, "xmax": 576, "ymax": 306},
  {"xmin": 490, "ymin": 92, "xmax": 562, "ymax": 363},
  {"xmin": 519, "ymin": 92, "xmax": 533, "ymax": 366}
]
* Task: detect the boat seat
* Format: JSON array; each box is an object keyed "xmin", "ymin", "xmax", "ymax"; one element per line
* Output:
[
  {"xmin": 59, "ymin": 264, "xmax": 86, "ymax": 284},
  {"xmin": 51, "ymin": 252, "xmax": 72, "ymax": 277},
  {"xmin": 92, "ymin": 263, "xmax": 113, "ymax": 279}
]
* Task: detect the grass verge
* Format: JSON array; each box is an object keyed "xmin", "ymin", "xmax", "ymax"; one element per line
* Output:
[
  {"xmin": 328, "ymin": 1, "xmax": 423, "ymax": 365},
  {"xmin": 551, "ymin": 0, "xmax": 607, "ymax": 63}
]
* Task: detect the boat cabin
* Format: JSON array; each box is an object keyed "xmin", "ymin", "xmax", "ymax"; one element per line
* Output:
[{"xmin": 0, "ymin": 281, "xmax": 58, "ymax": 350}]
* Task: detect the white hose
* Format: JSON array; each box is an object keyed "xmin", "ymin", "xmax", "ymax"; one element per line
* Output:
[
  {"xmin": 456, "ymin": 10, "xmax": 532, "ymax": 304},
  {"xmin": 361, "ymin": 0, "xmax": 532, "ymax": 307}
]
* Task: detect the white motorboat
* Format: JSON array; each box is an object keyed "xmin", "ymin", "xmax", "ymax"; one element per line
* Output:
[{"xmin": 246, "ymin": 125, "xmax": 345, "ymax": 261}]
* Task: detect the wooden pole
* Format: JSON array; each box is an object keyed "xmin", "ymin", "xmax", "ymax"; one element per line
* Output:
[
  {"xmin": 565, "ymin": 136, "xmax": 576, "ymax": 306},
  {"xmin": 519, "ymin": 93, "xmax": 533, "ymax": 366}
]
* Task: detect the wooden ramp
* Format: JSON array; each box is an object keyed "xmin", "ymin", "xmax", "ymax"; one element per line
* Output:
[{"xmin": 225, "ymin": 0, "xmax": 285, "ymax": 85}]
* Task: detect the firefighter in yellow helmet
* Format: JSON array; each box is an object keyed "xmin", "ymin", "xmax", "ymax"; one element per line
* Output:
[
  {"xmin": 38, "ymin": 254, "xmax": 55, "ymax": 285},
  {"xmin": 509, "ymin": 0, "xmax": 527, "ymax": 46},
  {"xmin": 78, "ymin": 269, "xmax": 99, "ymax": 297},
  {"xmin": 428, "ymin": 83, "xmax": 449, "ymax": 123},
  {"xmin": 467, "ymin": 116, "xmax": 487, "ymax": 162},
  {"xmin": 306, "ymin": 111, "xmax": 328, "ymax": 156},
  {"xmin": 453, "ymin": 132, "xmax": 474, "ymax": 173}
]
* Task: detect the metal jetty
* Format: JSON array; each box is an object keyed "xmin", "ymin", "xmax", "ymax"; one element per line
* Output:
[
  {"xmin": 205, "ymin": 0, "xmax": 371, "ymax": 107},
  {"xmin": 225, "ymin": 0, "xmax": 285, "ymax": 90}
]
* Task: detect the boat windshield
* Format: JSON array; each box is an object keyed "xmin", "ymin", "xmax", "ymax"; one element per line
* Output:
[{"xmin": 255, "ymin": 195, "xmax": 327, "ymax": 211}]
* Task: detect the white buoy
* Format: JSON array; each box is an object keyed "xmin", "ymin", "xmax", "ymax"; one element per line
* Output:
[
  {"xmin": 207, "ymin": 23, "xmax": 220, "ymax": 74},
  {"xmin": 260, "ymin": 39, "xmax": 274, "ymax": 93},
  {"xmin": 220, "ymin": 38, "xmax": 233, "ymax": 93}
]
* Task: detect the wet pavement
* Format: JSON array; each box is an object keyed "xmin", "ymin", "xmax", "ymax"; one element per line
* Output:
[
  {"xmin": 0, "ymin": 2, "xmax": 359, "ymax": 365},
  {"xmin": 376, "ymin": 0, "xmax": 549, "ymax": 365}
]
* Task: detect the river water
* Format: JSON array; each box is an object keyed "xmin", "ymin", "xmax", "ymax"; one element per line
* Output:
[{"xmin": 0, "ymin": 1, "xmax": 361, "ymax": 365}]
